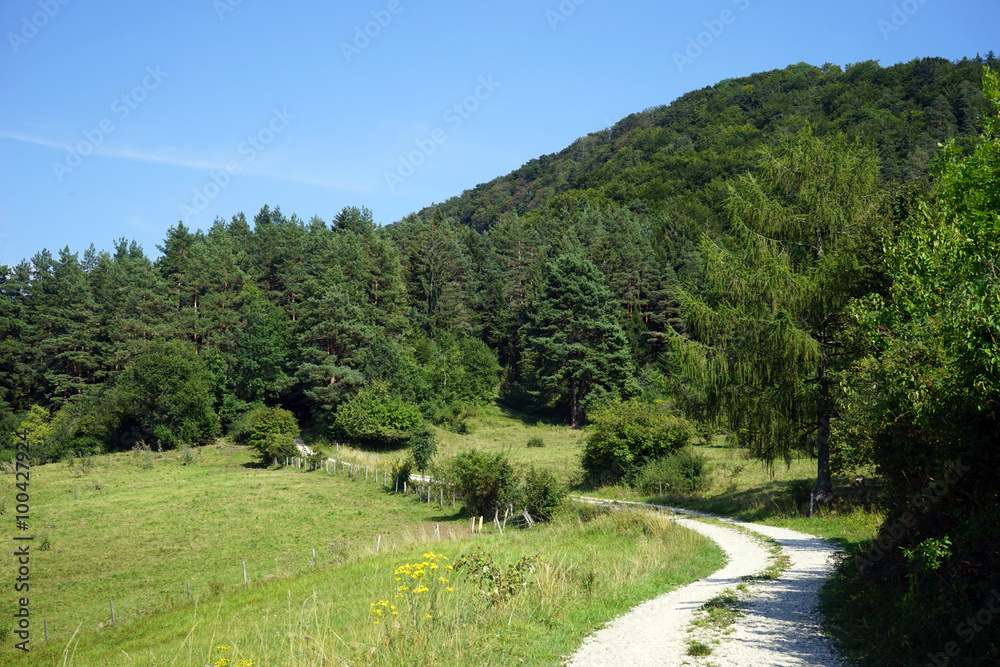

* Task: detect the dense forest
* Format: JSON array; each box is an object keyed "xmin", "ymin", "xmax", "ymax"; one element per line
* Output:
[{"xmin": 2, "ymin": 55, "xmax": 999, "ymax": 661}]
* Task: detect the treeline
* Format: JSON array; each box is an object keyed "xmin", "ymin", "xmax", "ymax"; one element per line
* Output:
[{"xmin": 0, "ymin": 201, "xmax": 678, "ymax": 460}]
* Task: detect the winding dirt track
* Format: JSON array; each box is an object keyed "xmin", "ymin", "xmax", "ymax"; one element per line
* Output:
[{"xmin": 567, "ymin": 499, "xmax": 842, "ymax": 667}]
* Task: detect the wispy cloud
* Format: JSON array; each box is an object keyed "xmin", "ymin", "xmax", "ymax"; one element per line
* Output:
[{"xmin": 0, "ymin": 129, "xmax": 367, "ymax": 191}]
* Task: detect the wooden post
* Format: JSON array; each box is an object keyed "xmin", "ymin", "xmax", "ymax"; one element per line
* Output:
[
  {"xmin": 395, "ymin": 477, "xmax": 399, "ymax": 493},
  {"xmin": 469, "ymin": 516, "xmax": 475, "ymax": 534},
  {"xmin": 809, "ymin": 493, "xmax": 815, "ymax": 518},
  {"xmin": 495, "ymin": 516, "xmax": 503, "ymax": 536},
  {"xmin": 243, "ymin": 561, "xmax": 247, "ymax": 585},
  {"xmin": 376, "ymin": 534, "xmax": 381, "ymax": 552},
  {"xmin": 478, "ymin": 516, "xmax": 483, "ymax": 533},
  {"xmin": 186, "ymin": 582, "xmax": 190, "ymax": 601},
  {"xmin": 110, "ymin": 600, "xmax": 115, "ymax": 625},
  {"xmin": 403, "ymin": 481, "xmax": 407, "ymax": 494}
]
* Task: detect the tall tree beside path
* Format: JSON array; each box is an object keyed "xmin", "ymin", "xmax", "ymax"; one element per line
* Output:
[{"xmin": 672, "ymin": 127, "xmax": 886, "ymax": 501}]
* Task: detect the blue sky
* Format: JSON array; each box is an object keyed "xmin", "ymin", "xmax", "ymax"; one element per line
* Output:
[{"xmin": 0, "ymin": 0, "xmax": 996, "ymax": 266}]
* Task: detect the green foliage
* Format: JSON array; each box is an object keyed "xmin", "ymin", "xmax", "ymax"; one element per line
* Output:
[
  {"xmin": 523, "ymin": 253, "xmax": 637, "ymax": 427},
  {"xmin": 672, "ymin": 126, "xmax": 887, "ymax": 500},
  {"xmin": 522, "ymin": 465, "xmax": 567, "ymax": 521},
  {"xmin": 242, "ymin": 405, "xmax": 300, "ymax": 461},
  {"xmin": 390, "ymin": 457, "xmax": 413, "ymax": 489},
  {"xmin": 826, "ymin": 68, "xmax": 1000, "ymax": 666},
  {"xmin": 334, "ymin": 381, "xmax": 422, "ymax": 445},
  {"xmin": 452, "ymin": 547, "xmax": 539, "ymax": 605},
  {"xmin": 407, "ymin": 423, "xmax": 437, "ymax": 473},
  {"xmin": 582, "ymin": 400, "xmax": 693, "ymax": 485},
  {"xmin": 445, "ymin": 449, "xmax": 522, "ymax": 517},
  {"xmin": 632, "ymin": 447, "xmax": 711, "ymax": 495},
  {"xmin": 13, "ymin": 405, "xmax": 52, "ymax": 449},
  {"xmin": 526, "ymin": 436, "xmax": 545, "ymax": 448},
  {"xmin": 115, "ymin": 340, "xmax": 220, "ymax": 450}
]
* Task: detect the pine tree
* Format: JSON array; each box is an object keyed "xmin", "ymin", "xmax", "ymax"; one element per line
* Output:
[{"xmin": 523, "ymin": 253, "xmax": 636, "ymax": 427}]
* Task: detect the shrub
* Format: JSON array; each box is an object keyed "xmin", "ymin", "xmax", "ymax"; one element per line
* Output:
[
  {"xmin": 408, "ymin": 423, "xmax": 437, "ymax": 472},
  {"xmin": 241, "ymin": 406, "xmax": 300, "ymax": 462},
  {"xmin": 526, "ymin": 436, "xmax": 545, "ymax": 448},
  {"xmin": 632, "ymin": 447, "xmax": 711, "ymax": 495},
  {"xmin": 390, "ymin": 457, "xmax": 413, "ymax": 490},
  {"xmin": 523, "ymin": 465, "xmax": 566, "ymax": 521},
  {"xmin": 582, "ymin": 400, "xmax": 694, "ymax": 486},
  {"xmin": 446, "ymin": 450, "xmax": 522, "ymax": 517},
  {"xmin": 335, "ymin": 381, "xmax": 422, "ymax": 445}
]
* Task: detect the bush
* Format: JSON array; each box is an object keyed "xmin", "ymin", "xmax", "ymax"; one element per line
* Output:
[
  {"xmin": 523, "ymin": 465, "xmax": 566, "ymax": 521},
  {"xmin": 446, "ymin": 450, "xmax": 522, "ymax": 518},
  {"xmin": 526, "ymin": 436, "xmax": 545, "ymax": 448},
  {"xmin": 582, "ymin": 400, "xmax": 694, "ymax": 486},
  {"xmin": 408, "ymin": 423, "xmax": 437, "ymax": 472},
  {"xmin": 334, "ymin": 381, "xmax": 421, "ymax": 445},
  {"xmin": 390, "ymin": 457, "xmax": 413, "ymax": 490},
  {"xmin": 241, "ymin": 406, "xmax": 300, "ymax": 462},
  {"xmin": 632, "ymin": 447, "xmax": 711, "ymax": 495}
]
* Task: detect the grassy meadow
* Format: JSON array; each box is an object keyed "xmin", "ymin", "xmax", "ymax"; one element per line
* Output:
[
  {"xmin": 0, "ymin": 408, "xmax": 891, "ymax": 664},
  {"xmin": 1, "ymin": 435, "xmax": 722, "ymax": 665}
]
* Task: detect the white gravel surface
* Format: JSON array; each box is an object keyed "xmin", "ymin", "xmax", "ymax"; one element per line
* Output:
[{"xmin": 567, "ymin": 500, "xmax": 842, "ymax": 667}]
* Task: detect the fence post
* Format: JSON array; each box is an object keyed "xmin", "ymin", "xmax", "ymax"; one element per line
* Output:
[{"xmin": 376, "ymin": 534, "xmax": 381, "ymax": 552}]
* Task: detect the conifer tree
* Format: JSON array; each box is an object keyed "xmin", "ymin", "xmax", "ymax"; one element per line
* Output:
[
  {"xmin": 672, "ymin": 127, "xmax": 886, "ymax": 501},
  {"xmin": 523, "ymin": 253, "xmax": 636, "ymax": 427}
]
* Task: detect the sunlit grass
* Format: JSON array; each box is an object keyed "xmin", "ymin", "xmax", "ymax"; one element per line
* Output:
[{"xmin": 16, "ymin": 505, "xmax": 722, "ymax": 666}]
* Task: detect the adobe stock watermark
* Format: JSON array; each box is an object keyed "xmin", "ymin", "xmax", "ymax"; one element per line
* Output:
[
  {"xmin": 855, "ymin": 459, "xmax": 970, "ymax": 574},
  {"xmin": 384, "ymin": 75, "xmax": 501, "ymax": 193},
  {"xmin": 214, "ymin": 0, "xmax": 247, "ymax": 21},
  {"xmin": 673, "ymin": 0, "xmax": 751, "ymax": 73},
  {"xmin": 923, "ymin": 589, "xmax": 1000, "ymax": 667},
  {"xmin": 51, "ymin": 66, "xmax": 169, "ymax": 182},
  {"xmin": 546, "ymin": 0, "xmax": 586, "ymax": 31},
  {"xmin": 178, "ymin": 107, "xmax": 294, "ymax": 218},
  {"xmin": 877, "ymin": 0, "xmax": 931, "ymax": 41},
  {"xmin": 340, "ymin": 0, "xmax": 403, "ymax": 63},
  {"xmin": 7, "ymin": 0, "xmax": 71, "ymax": 54}
]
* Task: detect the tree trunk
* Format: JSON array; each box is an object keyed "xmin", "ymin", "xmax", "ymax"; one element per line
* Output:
[
  {"xmin": 814, "ymin": 355, "xmax": 835, "ymax": 502},
  {"xmin": 570, "ymin": 379, "xmax": 582, "ymax": 429}
]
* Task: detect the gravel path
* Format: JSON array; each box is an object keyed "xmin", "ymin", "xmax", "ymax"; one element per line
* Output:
[{"xmin": 567, "ymin": 499, "xmax": 842, "ymax": 667}]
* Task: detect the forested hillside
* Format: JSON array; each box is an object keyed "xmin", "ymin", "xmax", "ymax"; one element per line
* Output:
[
  {"xmin": 1, "ymin": 56, "xmax": 996, "ymax": 458},
  {"xmin": 2, "ymin": 54, "xmax": 999, "ymax": 663}
]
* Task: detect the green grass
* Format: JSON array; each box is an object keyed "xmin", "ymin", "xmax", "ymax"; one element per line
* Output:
[
  {"xmin": 590, "ymin": 438, "xmax": 885, "ymax": 548},
  {"xmin": 5, "ymin": 504, "xmax": 722, "ymax": 665},
  {"xmin": 0, "ymin": 440, "xmax": 724, "ymax": 665},
  {"xmin": 0, "ymin": 442, "xmax": 467, "ymax": 662}
]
